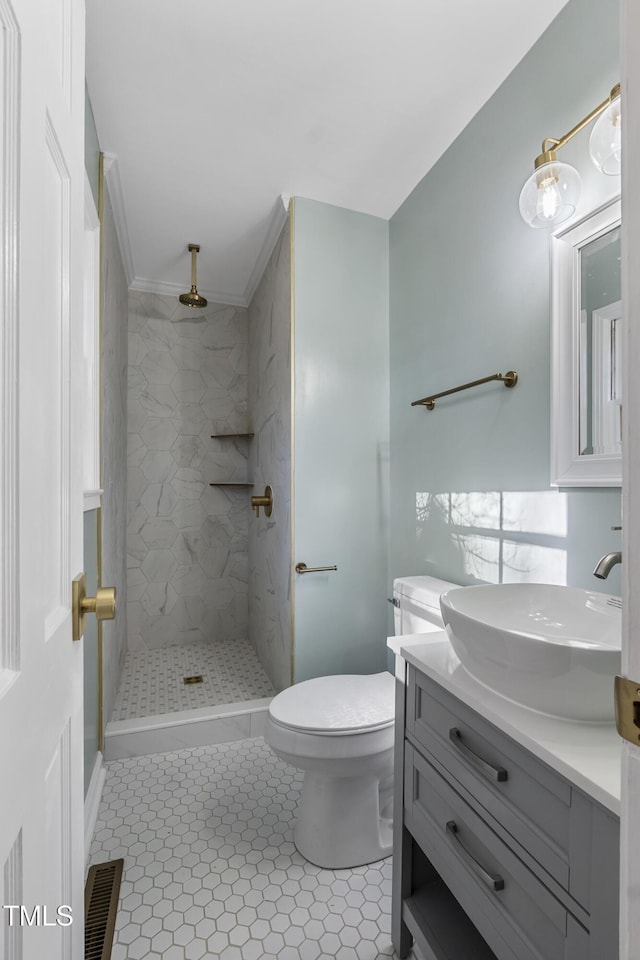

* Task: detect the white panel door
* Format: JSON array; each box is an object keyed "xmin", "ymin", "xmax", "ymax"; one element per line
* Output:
[{"xmin": 0, "ymin": 1, "xmax": 86, "ymax": 959}]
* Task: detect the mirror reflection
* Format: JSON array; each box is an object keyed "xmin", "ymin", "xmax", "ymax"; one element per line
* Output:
[
  {"xmin": 551, "ymin": 196, "xmax": 621, "ymax": 487},
  {"xmin": 579, "ymin": 225, "xmax": 622, "ymax": 456}
]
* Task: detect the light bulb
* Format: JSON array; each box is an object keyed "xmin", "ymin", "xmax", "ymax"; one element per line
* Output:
[
  {"xmin": 589, "ymin": 95, "xmax": 621, "ymax": 175},
  {"xmin": 519, "ymin": 159, "xmax": 581, "ymax": 228},
  {"xmin": 536, "ymin": 176, "xmax": 563, "ymax": 222}
]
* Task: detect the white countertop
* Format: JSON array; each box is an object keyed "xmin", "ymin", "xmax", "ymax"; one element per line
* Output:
[{"xmin": 389, "ymin": 631, "xmax": 621, "ymax": 816}]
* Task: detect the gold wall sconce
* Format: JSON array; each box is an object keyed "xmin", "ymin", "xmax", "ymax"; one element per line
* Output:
[{"xmin": 519, "ymin": 83, "xmax": 620, "ymax": 228}]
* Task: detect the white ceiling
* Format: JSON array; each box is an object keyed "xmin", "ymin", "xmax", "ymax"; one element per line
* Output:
[{"xmin": 85, "ymin": 0, "xmax": 569, "ymax": 307}]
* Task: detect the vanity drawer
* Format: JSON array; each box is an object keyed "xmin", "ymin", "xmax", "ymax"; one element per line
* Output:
[
  {"xmin": 404, "ymin": 742, "xmax": 586, "ymax": 960},
  {"xmin": 406, "ymin": 664, "xmax": 573, "ymax": 891}
]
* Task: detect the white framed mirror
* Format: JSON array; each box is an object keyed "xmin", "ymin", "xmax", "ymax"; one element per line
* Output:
[{"xmin": 550, "ymin": 196, "xmax": 621, "ymax": 486}]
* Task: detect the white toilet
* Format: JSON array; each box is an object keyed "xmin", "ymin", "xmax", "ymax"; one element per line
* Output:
[{"xmin": 264, "ymin": 575, "xmax": 456, "ymax": 868}]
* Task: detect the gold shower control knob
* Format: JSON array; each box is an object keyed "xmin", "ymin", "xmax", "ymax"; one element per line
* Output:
[
  {"xmin": 251, "ymin": 485, "xmax": 273, "ymax": 518},
  {"xmin": 71, "ymin": 573, "xmax": 117, "ymax": 642}
]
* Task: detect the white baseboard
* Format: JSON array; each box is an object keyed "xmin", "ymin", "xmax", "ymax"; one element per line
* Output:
[{"xmin": 85, "ymin": 752, "xmax": 106, "ymax": 866}]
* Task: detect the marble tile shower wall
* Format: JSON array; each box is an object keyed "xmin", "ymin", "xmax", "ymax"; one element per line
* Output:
[{"xmin": 126, "ymin": 292, "xmax": 250, "ymax": 652}]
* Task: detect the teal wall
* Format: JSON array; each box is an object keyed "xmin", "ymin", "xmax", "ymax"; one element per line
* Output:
[
  {"xmin": 84, "ymin": 90, "xmax": 101, "ymax": 792},
  {"xmin": 293, "ymin": 198, "xmax": 390, "ymax": 681},
  {"xmin": 389, "ymin": 0, "xmax": 622, "ymax": 596},
  {"xmin": 83, "ymin": 509, "xmax": 99, "ymax": 796}
]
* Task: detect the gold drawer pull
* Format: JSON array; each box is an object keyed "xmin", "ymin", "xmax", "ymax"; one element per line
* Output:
[
  {"xmin": 449, "ymin": 728, "xmax": 508, "ymax": 783},
  {"xmin": 446, "ymin": 821, "xmax": 505, "ymax": 892}
]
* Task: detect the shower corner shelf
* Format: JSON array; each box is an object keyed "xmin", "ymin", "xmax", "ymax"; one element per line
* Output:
[
  {"xmin": 209, "ymin": 434, "xmax": 255, "ymax": 488},
  {"xmin": 209, "ymin": 482, "xmax": 254, "ymax": 487}
]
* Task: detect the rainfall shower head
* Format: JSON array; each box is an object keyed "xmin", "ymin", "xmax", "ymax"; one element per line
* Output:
[
  {"xmin": 179, "ymin": 289, "xmax": 208, "ymax": 308},
  {"xmin": 179, "ymin": 243, "xmax": 208, "ymax": 308}
]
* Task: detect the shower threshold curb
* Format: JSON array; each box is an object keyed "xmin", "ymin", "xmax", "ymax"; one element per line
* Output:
[{"xmin": 104, "ymin": 698, "xmax": 272, "ymax": 760}]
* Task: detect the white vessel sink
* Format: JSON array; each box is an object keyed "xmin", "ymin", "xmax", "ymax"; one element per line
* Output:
[{"xmin": 439, "ymin": 584, "xmax": 621, "ymax": 721}]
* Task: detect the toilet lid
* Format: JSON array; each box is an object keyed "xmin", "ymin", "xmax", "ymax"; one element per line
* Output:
[{"xmin": 269, "ymin": 672, "xmax": 395, "ymax": 734}]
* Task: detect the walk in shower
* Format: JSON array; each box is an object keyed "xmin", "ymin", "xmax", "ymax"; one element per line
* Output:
[{"xmin": 107, "ymin": 222, "xmax": 293, "ymax": 752}]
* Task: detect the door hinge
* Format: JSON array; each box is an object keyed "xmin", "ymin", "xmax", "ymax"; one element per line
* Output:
[{"xmin": 614, "ymin": 675, "xmax": 640, "ymax": 745}]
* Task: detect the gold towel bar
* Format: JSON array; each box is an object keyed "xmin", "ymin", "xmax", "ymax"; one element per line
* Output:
[{"xmin": 411, "ymin": 371, "xmax": 518, "ymax": 410}]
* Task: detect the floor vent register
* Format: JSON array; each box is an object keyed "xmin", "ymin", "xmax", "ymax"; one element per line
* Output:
[{"xmin": 84, "ymin": 858, "xmax": 124, "ymax": 960}]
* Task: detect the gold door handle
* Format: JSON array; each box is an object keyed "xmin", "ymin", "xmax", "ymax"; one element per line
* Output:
[{"xmin": 71, "ymin": 573, "xmax": 117, "ymax": 642}]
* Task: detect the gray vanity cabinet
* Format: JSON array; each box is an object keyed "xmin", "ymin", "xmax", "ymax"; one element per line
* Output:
[{"xmin": 392, "ymin": 663, "xmax": 619, "ymax": 960}]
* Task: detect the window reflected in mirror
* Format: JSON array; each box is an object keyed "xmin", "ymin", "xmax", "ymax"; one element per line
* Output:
[
  {"xmin": 551, "ymin": 196, "xmax": 621, "ymax": 487},
  {"xmin": 579, "ymin": 225, "xmax": 621, "ymax": 456}
]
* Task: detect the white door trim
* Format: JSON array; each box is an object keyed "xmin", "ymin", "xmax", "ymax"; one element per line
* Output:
[
  {"xmin": 620, "ymin": 1, "xmax": 640, "ymax": 956},
  {"xmin": 84, "ymin": 754, "xmax": 106, "ymax": 870},
  {"xmin": 0, "ymin": 0, "xmax": 21, "ymax": 692}
]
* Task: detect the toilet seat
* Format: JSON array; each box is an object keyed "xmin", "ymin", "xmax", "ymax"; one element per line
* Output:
[{"xmin": 268, "ymin": 671, "xmax": 395, "ymax": 735}]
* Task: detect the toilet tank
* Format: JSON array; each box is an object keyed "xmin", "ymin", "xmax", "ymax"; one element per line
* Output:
[{"xmin": 392, "ymin": 576, "xmax": 459, "ymax": 635}]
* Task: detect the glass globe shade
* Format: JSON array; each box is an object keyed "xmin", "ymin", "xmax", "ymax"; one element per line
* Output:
[
  {"xmin": 589, "ymin": 96, "xmax": 621, "ymax": 175},
  {"xmin": 519, "ymin": 160, "xmax": 581, "ymax": 228}
]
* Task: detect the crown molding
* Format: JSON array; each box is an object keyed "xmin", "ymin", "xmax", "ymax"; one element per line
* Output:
[
  {"xmin": 114, "ymin": 189, "xmax": 290, "ymax": 309},
  {"xmin": 242, "ymin": 194, "xmax": 290, "ymax": 307},
  {"xmin": 102, "ymin": 152, "xmax": 135, "ymax": 286},
  {"xmin": 129, "ymin": 276, "xmax": 248, "ymax": 309}
]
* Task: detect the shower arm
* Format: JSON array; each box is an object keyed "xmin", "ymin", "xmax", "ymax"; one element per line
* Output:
[{"xmin": 189, "ymin": 244, "xmax": 199, "ymax": 292}]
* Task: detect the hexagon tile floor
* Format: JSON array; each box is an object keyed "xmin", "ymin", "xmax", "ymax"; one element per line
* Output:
[
  {"xmin": 111, "ymin": 638, "xmax": 275, "ymax": 721},
  {"xmin": 89, "ymin": 737, "xmax": 420, "ymax": 960}
]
